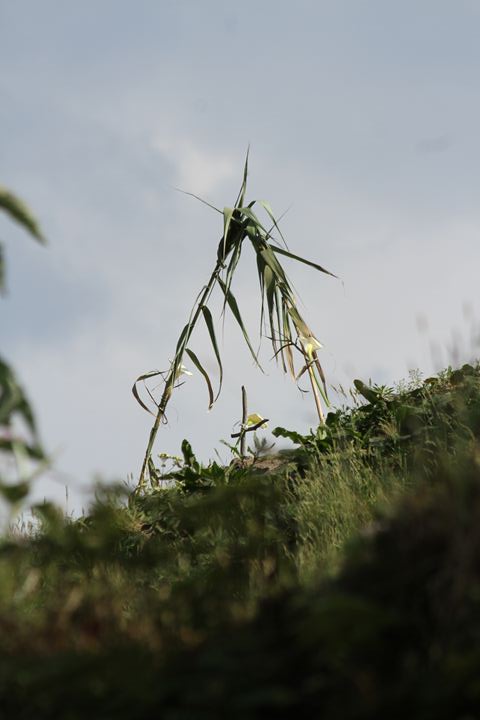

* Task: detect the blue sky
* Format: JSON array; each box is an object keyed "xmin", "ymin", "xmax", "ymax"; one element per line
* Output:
[{"xmin": 1, "ymin": 1, "xmax": 480, "ymax": 510}]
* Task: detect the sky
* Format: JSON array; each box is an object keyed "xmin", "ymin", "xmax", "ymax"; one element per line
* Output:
[{"xmin": 1, "ymin": 0, "xmax": 480, "ymax": 512}]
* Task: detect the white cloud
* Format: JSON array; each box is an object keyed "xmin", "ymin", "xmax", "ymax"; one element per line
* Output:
[{"xmin": 151, "ymin": 131, "xmax": 236, "ymax": 196}]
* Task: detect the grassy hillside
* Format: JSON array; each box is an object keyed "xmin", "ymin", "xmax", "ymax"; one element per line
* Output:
[{"xmin": 1, "ymin": 363, "xmax": 480, "ymax": 718}]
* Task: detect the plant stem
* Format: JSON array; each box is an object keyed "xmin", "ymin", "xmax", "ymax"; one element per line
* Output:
[
  {"xmin": 240, "ymin": 385, "xmax": 248, "ymax": 458},
  {"xmin": 137, "ymin": 262, "xmax": 224, "ymax": 490}
]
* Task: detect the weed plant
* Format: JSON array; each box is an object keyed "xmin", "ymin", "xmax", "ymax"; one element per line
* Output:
[{"xmin": 134, "ymin": 154, "xmax": 336, "ymax": 489}]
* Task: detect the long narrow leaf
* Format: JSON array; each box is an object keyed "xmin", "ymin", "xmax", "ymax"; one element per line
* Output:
[
  {"xmin": 282, "ymin": 309, "xmax": 295, "ymax": 377},
  {"xmin": 264, "ymin": 265, "xmax": 277, "ymax": 353},
  {"xmin": 287, "ymin": 304, "xmax": 311, "ymax": 338},
  {"xmin": 201, "ymin": 305, "xmax": 223, "ymax": 400},
  {"xmin": 218, "ymin": 277, "xmax": 262, "ymax": 369},
  {"xmin": 223, "ymin": 207, "xmax": 234, "ymax": 239},
  {"xmin": 241, "ymin": 204, "xmax": 282, "ymax": 247},
  {"xmin": 248, "ymin": 230, "xmax": 286, "ymax": 283},
  {"xmin": 259, "ymin": 199, "xmax": 288, "ymax": 247},
  {"xmin": 312, "ymin": 369, "xmax": 329, "ymax": 406},
  {"xmin": 223, "ymin": 234, "xmax": 244, "ymax": 304},
  {"xmin": 271, "ymin": 245, "xmax": 337, "ymax": 277},
  {"xmin": 235, "ymin": 147, "xmax": 249, "ymax": 209},
  {"xmin": 174, "ymin": 188, "xmax": 222, "ymax": 215},
  {"xmin": 220, "ymin": 206, "xmax": 235, "ymax": 262},
  {"xmin": 0, "ymin": 358, "xmax": 38, "ymax": 436},
  {"xmin": 275, "ymin": 288, "xmax": 288, "ymax": 373},
  {"xmin": 185, "ymin": 348, "xmax": 214, "ymax": 410},
  {"xmin": 174, "ymin": 321, "xmax": 194, "ymax": 362},
  {"xmin": 255, "ymin": 252, "xmax": 267, "ymax": 335},
  {"xmin": 314, "ymin": 355, "xmax": 329, "ymax": 402},
  {"xmin": 260, "ymin": 244, "xmax": 289, "ymax": 285},
  {"xmin": 132, "ymin": 370, "xmax": 163, "ymax": 415}
]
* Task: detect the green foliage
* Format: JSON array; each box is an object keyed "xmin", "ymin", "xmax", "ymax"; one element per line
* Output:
[
  {"xmin": 135, "ymin": 154, "xmax": 336, "ymax": 488},
  {"xmin": 2, "ymin": 176, "xmax": 480, "ymax": 717},
  {"xmin": 0, "ymin": 366, "xmax": 480, "ymax": 715},
  {"xmin": 0, "ymin": 358, "xmax": 45, "ymax": 461},
  {"xmin": 274, "ymin": 363, "xmax": 480, "ymax": 467},
  {"xmin": 0, "ymin": 186, "xmax": 46, "ymax": 503},
  {"xmin": 0, "ymin": 184, "xmax": 45, "ymax": 294}
]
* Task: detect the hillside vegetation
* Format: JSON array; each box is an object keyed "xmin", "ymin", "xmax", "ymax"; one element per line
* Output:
[
  {"xmin": 1, "ymin": 363, "xmax": 480, "ymax": 718},
  {"xmin": 2, "ymin": 179, "xmax": 479, "ymax": 716}
]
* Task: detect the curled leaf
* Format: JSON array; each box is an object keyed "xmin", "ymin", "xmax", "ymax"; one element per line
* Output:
[
  {"xmin": 185, "ymin": 348, "xmax": 214, "ymax": 410},
  {"xmin": 132, "ymin": 370, "xmax": 163, "ymax": 415}
]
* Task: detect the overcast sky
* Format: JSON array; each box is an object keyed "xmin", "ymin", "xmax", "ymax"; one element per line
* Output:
[{"xmin": 1, "ymin": 0, "xmax": 480, "ymax": 511}]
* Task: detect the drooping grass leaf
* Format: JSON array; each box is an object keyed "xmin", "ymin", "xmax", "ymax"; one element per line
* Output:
[
  {"xmin": 218, "ymin": 277, "xmax": 262, "ymax": 369},
  {"xmin": 282, "ymin": 303, "xmax": 295, "ymax": 376},
  {"xmin": 185, "ymin": 348, "xmax": 214, "ymax": 410},
  {"xmin": 223, "ymin": 234, "xmax": 244, "ymax": 311},
  {"xmin": 286, "ymin": 304, "xmax": 311, "ymax": 339},
  {"xmin": 264, "ymin": 265, "xmax": 277, "ymax": 351},
  {"xmin": 220, "ymin": 206, "xmax": 235, "ymax": 262},
  {"xmin": 132, "ymin": 370, "xmax": 163, "ymax": 415},
  {"xmin": 314, "ymin": 355, "xmax": 329, "ymax": 402},
  {"xmin": 201, "ymin": 306, "xmax": 223, "ymax": 400},
  {"xmin": 264, "ymin": 244, "xmax": 291, "ymax": 282},
  {"xmin": 0, "ymin": 357, "xmax": 38, "ymax": 437},
  {"xmin": 174, "ymin": 321, "xmax": 196, "ymax": 366},
  {"xmin": 217, "ymin": 210, "xmax": 245, "ymax": 264},
  {"xmin": 256, "ymin": 252, "xmax": 266, "ymax": 333},
  {"xmin": 309, "ymin": 360, "xmax": 329, "ymax": 406},
  {"xmin": 271, "ymin": 246, "xmax": 337, "ymax": 277},
  {"xmin": 276, "ymin": 290, "xmax": 289, "ymax": 374},
  {"xmin": 0, "ymin": 186, "xmax": 45, "ymax": 243}
]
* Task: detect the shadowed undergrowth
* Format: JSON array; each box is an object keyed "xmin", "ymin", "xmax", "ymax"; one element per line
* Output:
[{"xmin": 1, "ymin": 364, "xmax": 480, "ymax": 717}]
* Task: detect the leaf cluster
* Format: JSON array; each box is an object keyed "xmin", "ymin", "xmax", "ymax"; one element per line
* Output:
[
  {"xmin": 273, "ymin": 363, "xmax": 480, "ymax": 473},
  {"xmin": 0, "ymin": 186, "xmax": 46, "ymax": 503}
]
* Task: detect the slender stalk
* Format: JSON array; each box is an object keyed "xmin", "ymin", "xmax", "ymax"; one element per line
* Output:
[
  {"xmin": 137, "ymin": 262, "xmax": 224, "ymax": 489},
  {"xmin": 240, "ymin": 385, "xmax": 248, "ymax": 459}
]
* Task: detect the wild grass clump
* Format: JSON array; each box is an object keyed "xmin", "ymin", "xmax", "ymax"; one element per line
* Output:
[{"xmin": 134, "ymin": 153, "xmax": 337, "ymax": 489}]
